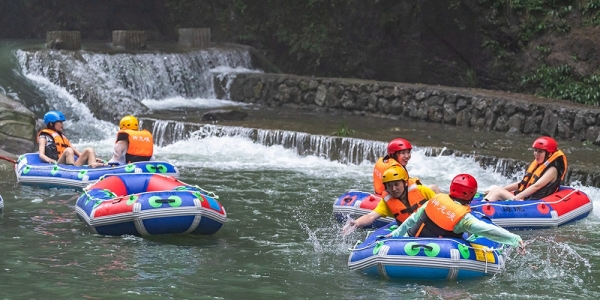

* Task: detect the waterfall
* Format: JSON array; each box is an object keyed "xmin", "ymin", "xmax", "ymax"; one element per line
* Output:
[{"xmin": 15, "ymin": 46, "xmax": 255, "ymax": 121}]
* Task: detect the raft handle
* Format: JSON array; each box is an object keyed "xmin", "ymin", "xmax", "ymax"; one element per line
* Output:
[
  {"xmin": 411, "ymin": 244, "xmax": 433, "ymax": 251},
  {"xmin": 155, "ymin": 198, "xmax": 177, "ymax": 203}
]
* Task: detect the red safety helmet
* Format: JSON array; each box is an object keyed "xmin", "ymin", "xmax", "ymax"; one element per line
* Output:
[
  {"xmin": 387, "ymin": 138, "xmax": 412, "ymax": 155},
  {"xmin": 449, "ymin": 174, "xmax": 478, "ymax": 202},
  {"xmin": 532, "ymin": 136, "xmax": 557, "ymax": 153}
]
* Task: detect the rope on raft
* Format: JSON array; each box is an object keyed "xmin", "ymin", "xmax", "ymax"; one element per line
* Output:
[{"xmin": 0, "ymin": 155, "xmax": 17, "ymax": 164}]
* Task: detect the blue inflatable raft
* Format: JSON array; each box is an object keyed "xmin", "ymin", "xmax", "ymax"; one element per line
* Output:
[
  {"xmin": 348, "ymin": 222, "xmax": 510, "ymax": 280},
  {"xmin": 334, "ymin": 187, "xmax": 592, "ymax": 230},
  {"xmin": 15, "ymin": 153, "xmax": 179, "ymax": 189},
  {"xmin": 75, "ymin": 173, "xmax": 226, "ymax": 236}
]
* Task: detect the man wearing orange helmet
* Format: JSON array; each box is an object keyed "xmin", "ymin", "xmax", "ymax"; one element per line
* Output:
[
  {"xmin": 386, "ymin": 174, "xmax": 525, "ymax": 251},
  {"xmin": 107, "ymin": 115, "xmax": 154, "ymax": 165},
  {"xmin": 484, "ymin": 136, "xmax": 567, "ymax": 202},
  {"xmin": 373, "ymin": 138, "xmax": 440, "ymax": 195},
  {"xmin": 342, "ymin": 165, "xmax": 436, "ymax": 235}
]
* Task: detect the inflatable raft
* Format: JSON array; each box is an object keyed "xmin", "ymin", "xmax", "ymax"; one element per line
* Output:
[
  {"xmin": 334, "ymin": 186, "xmax": 592, "ymax": 230},
  {"xmin": 348, "ymin": 222, "xmax": 510, "ymax": 280},
  {"xmin": 470, "ymin": 186, "xmax": 593, "ymax": 230},
  {"xmin": 15, "ymin": 153, "xmax": 179, "ymax": 189},
  {"xmin": 75, "ymin": 173, "xmax": 226, "ymax": 236},
  {"xmin": 332, "ymin": 191, "xmax": 392, "ymax": 228}
]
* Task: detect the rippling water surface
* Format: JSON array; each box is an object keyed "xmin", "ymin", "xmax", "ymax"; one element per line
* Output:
[{"xmin": 1, "ymin": 135, "xmax": 599, "ymax": 299}]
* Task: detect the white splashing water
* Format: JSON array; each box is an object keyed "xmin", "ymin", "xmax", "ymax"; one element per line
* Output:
[{"xmin": 142, "ymin": 96, "xmax": 249, "ymax": 110}]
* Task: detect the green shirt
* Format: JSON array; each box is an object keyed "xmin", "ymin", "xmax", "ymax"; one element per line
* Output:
[{"xmin": 388, "ymin": 200, "xmax": 522, "ymax": 247}]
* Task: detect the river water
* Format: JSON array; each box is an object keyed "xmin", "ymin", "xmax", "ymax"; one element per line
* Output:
[{"xmin": 0, "ymin": 40, "xmax": 599, "ymax": 299}]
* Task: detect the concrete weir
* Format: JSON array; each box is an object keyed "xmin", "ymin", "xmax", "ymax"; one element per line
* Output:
[
  {"xmin": 46, "ymin": 31, "xmax": 81, "ymax": 50},
  {"xmin": 112, "ymin": 30, "xmax": 147, "ymax": 49},
  {"xmin": 178, "ymin": 28, "xmax": 211, "ymax": 48}
]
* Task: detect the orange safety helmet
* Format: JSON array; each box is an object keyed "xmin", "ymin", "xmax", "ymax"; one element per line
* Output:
[
  {"xmin": 119, "ymin": 115, "xmax": 139, "ymax": 130},
  {"xmin": 532, "ymin": 136, "xmax": 557, "ymax": 153},
  {"xmin": 382, "ymin": 165, "xmax": 409, "ymax": 184},
  {"xmin": 387, "ymin": 138, "xmax": 412, "ymax": 155},
  {"xmin": 449, "ymin": 174, "xmax": 478, "ymax": 202}
]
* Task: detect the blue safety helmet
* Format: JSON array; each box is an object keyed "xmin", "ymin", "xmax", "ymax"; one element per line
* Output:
[{"xmin": 43, "ymin": 110, "xmax": 67, "ymax": 125}]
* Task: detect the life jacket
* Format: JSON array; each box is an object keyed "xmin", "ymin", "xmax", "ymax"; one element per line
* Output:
[
  {"xmin": 118, "ymin": 129, "xmax": 154, "ymax": 163},
  {"xmin": 373, "ymin": 156, "xmax": 401, "ymax": 194},
  {"xmin": 37, "ymin": 128, "xmax": 71, "ymax": 160},
  {"xmin": 407, "ymin": 194, "xmax": 470, "ymax": 239},
  {"xmin": 516, "ymin": 150, "xmax": 568, "ymax": 199},
  {"xmin": 383, "ymin": 178, "xmax": 428, "ymax": 223}
]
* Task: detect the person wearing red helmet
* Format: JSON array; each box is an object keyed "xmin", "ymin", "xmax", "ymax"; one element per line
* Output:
[
  {"xmin": 373, "ymin": 138, "xmax": 440, "ymax": 195},
  {"xmin": 484, "ymin": 136, "xmax": 568, "ymax": 202},
  {"xmin": 386, "ymin": 174, "xmax": 525, "ymax": 251}
]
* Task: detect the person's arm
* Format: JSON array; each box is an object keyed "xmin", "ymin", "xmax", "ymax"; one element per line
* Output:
[
  {"xmin": 416, "ymin": 185, "xmax": 436, "ymax": 200},
  {"xmin": 386, "ymin": 203, "xmax": 426, "ymax": 237},
  {"xmin": 341, "ymin": 199, "xmax": 388, "ymax": 235},
  {"xmin": 502, "ymin": 182, "xmax": 519, "ymax": 192},
  {"xmin": 512, "ymin": 167, "xmax": 557, "ymax": 200},
  {"xmin": 456, "ymin": 213, "xmax": 522, "ymax": 247},
  {"xmin": 37, "ymin": 136, "xmax": 56, "ymax": 164},
  {"xmin": 108, "ymin": 140, "xmax": 128, "ymax": 165}
]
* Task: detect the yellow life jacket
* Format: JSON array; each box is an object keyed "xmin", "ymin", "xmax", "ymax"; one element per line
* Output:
[
  {"xmin": 382, "ymin": 178, "xmax": 428, "ymax": 223},
  {"xmin": 37, "ymin": 128, "xmax": 71, "ymax": 159},
  {"xmin": 516, "ymin": 150, "xmax": 567, "ymax": 199},
  {"xmin": 118, "ymin": 129, "xmax": 154, "ymax": 163},
  {"xmin": 407, "ymin": 194, "xmax": 470, "ymax": 239}
]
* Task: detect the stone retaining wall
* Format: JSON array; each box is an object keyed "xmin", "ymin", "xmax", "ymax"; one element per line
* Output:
[
  {"xmin": 0, "ymin": 94, "xmax": 36, "ymax": 155},
  {"xmin": 225, "ymin": 73, "xmax": 600, "ymax": 143}
]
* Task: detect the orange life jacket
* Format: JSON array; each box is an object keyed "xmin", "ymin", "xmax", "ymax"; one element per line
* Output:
[
  {"xmin": 37, "ymin": 128, "xmax": 71, "ymax": 160},
  {"xmin": 407, "ymin": 194, "xmax": 470, "ymax": 239},
  {"xmin": 118, "ymin": 129, "xmax": 154, "ymax": 163},
  {"xmin": 382, "ymin": 178, "xmax": 428, "ymax": 223},
  {"xmin": 373, "ymin": 156, "xmax": 401, "ymax": 194},
  {"xmin": 516, "ymin": 150, "xmax": 567, "ymax": 199}
]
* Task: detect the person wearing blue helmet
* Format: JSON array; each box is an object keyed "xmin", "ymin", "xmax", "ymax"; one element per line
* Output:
[{"xmin": 38, "ymin": 110, "xmax": 105, "ymax": 167}]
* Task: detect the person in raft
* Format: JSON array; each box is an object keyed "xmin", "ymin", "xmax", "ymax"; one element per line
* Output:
[
  {"xmin": 484, "ymin": 136, "xmax": 567, "ymax": 202},
  {"xmin": 373, "ymin": 138, "xmax": 441, "ymax": 195},
  {"xmin": 341, "ymin": 165, "xmax": 436, "ymax": 235},
  {"xmin": 107, "ymin": 115, "xmax": 154, "ymax": 165},
  {"xmin": 386, "ymin": 174, "xmax": 525, "ymax": 252},
  {"xmin": 38, "ymin": 110, "xmax": 105, "ymax": 168}
]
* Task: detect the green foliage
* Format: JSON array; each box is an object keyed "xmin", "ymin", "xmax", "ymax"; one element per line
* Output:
[
  {"xmin": 582, "ymin": 0, "xmax": 600, "ymax": 25},
  {"xmin": 521, "ymin": 64, "xmax": 600, "ymax": 105},
  {"xmin": 482, "ymin": 39, "xmax": 510, "ymax": 59},
  {"xmin": 332, "ymin": 123, "xmax": 355, "ymax": 136},
  {"xmin": 536, "ymin": 45, "xmax": 551, "ymax": 55},
  {"xmin": 465, "ymin": 69, "xmax": 479, "ymax": 87}
]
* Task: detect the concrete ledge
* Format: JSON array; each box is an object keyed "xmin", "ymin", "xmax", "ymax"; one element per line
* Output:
[
  {"xmin": 46, "ymin": 31, "xmax": 81, "ymax": 50},
  {"xmin": 178, "ymin": 28, "xmax": 211, "ymax": 48},
  {"xmin": 112, "ymin": 30, "xmax": 147, "ymax": 49}
]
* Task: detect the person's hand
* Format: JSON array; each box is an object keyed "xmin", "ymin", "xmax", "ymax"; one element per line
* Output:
[
  {"xmin": 509, "ymin": 194, "xmax": 524, "ymax": 201},
  {"xmin": 341, "ymin": 219, "xmax": 357, "ymax": 236},
  {"xmin": 386, "ymin": 228, "xmax": 401, "ymax": 238},
  {"xmin": 517, "ymin": 240, "xmax": 526, "ymax": 255},
  {"xmin": 90, "ymin": 162, "xmax": 106, "ymax": 168},
  {"xmin": 95, "ymin": 158, "xmax": 104, "ymax": 163}
]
